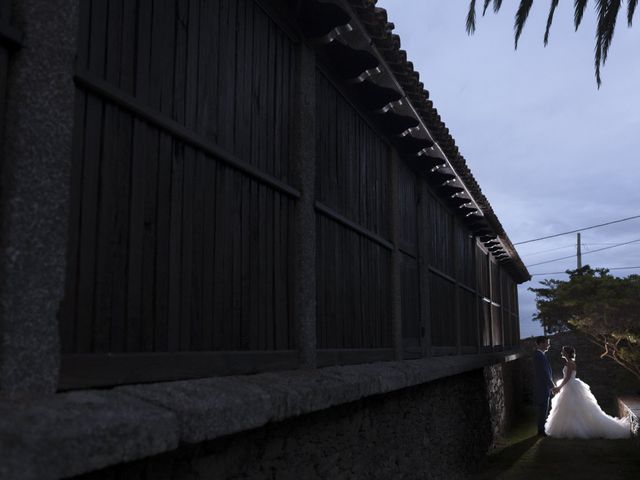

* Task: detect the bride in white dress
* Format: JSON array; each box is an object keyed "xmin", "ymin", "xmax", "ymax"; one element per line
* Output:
[{"xmin": 545, "ymin": 345, "xmax": 631, "ymax": 439}]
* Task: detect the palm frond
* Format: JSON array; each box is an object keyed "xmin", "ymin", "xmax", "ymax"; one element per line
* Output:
[
  {"xmin": 544, "ymin": 0, "xmax": 560, "ymax": 46},
  {"xmin": 514, "ymin": 0, "xmax": 534, "ymax": 49},
  {"xmin": 574, "ymin": 0, "xmax": 588, "ymax": 31},
  {"xmin": 466, "ymin": 0, "xmax": 477, "ymax": 34},
  {"xmin": 493, "ymin": 0, "xmax": 503, "ymax": 12},
  {"xmin": 602, "ymin": 0, "xmax": 621, "ymax": 63},
  {"xmin": 594, "ymin": 0, "xmax": 608, "ymax": 87},
  {"xmin": 629, "ymin": 0, "xmax": 638, "ymax": 26},
  {"xmin": 483, "ymin": 0, "xmax": 491, "ymax": 16}
]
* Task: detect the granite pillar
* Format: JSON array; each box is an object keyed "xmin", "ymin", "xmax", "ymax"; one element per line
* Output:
[{"xmin": 0, "ymin": 0, "xmax": 78, "ymax": 396}]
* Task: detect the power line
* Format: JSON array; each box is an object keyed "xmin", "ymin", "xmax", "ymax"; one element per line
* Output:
[
  {"xmin": 525, "ymin": 237, "xmax": 640, "ymax": 268},
  {"xmin": 524, "ymin": 244, "xmax": 576, "ymax": 257},
  {"xmin": 530, "ymin": 266, "xmax": 640, "ymax": 276},
  {"xmin": 514, "ymin": 214, "xmax": 640, "ymax": 245}
]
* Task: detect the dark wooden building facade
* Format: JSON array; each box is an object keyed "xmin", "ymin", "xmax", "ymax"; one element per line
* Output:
[
  {"xmin": 56, "ymin": 0, "xmax": 529, "ymax": 389},
  {"xmin": 0, "ymin": 0, "xmax": 22, "ymax": 152}
]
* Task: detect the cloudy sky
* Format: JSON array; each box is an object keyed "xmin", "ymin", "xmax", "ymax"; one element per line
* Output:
[{"xmin": 377, "ymin": 0, "xmax": 640, "ymax": 338}]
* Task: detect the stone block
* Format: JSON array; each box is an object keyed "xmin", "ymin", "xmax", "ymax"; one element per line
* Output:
[
  {"xmin": 0, "ymin": 390, "xmax": 179, "ymax": 480},
  {"xmin": 116, "ymin": 377, "xmax": 274, "ymax": 443}
]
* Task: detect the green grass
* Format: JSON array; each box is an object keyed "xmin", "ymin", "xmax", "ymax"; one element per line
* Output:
[{"xmin": 472, "ymin": 407, "xmax": 640, "ymax": 480}]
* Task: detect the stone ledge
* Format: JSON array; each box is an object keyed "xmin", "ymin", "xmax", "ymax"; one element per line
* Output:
[
  {"xmin": 0, "ymin": 351, "xmax": 523, "ymax": 480},
  {"xmin": 0, "ymin": 390, "xmax": 179, "ymax": 480},
  {"xmin": 618, "ymin": 396, "xmax": 640, "ymax": 437}
]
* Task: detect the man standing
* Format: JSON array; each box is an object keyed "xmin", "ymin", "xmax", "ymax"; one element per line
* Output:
[{"xmin": 533, "ymin": 336, "xmax": 555, "ymax": 436}]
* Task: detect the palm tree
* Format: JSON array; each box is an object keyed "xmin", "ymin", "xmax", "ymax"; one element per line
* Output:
[{"xmin": 466, "ymin": 0, "xmax": 638, "ymax": 86}]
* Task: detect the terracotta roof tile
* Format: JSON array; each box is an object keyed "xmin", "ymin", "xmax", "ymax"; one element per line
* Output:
[{"xmin": 347, "ymin": 0, "xmax": 529, "ymax": 281}]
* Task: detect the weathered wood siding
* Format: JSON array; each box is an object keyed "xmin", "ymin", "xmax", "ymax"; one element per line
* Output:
[
  {"xmin": 315, "ymin": 71, "xmax": 392, "ymax": 349},
  {"xmin": 397, "ymin": 160, "xmax": 421, "ymax": 350},
  {"xmin": 57, "ymin": 0, "xmax": 522, "ymax": 387},
  {"xmin": 62, "ymin": 0, "xmax": 297, "ymax": 354},
  {"xmin": 0, "ymin": 0, "xmax": 17, "ymax": 149}
]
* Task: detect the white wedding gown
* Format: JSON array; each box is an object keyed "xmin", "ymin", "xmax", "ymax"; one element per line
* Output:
[{"xmin": 545, "ymin": 366, "xmax": 631, "ymax": 439}]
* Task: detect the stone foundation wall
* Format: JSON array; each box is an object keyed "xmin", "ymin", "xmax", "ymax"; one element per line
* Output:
[{"xmin": 74, "ymin": 362, "xmax": 523, "ymax": 480}]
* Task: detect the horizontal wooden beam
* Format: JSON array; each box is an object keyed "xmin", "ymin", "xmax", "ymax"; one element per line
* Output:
[
  {"xmin": 431, "ymin": 346, "xmax": 458, "ymax": 356},
  {"xmin": 315, "ymin": 201, "xmax": 394, "ymax": 250},
  {"xmin": 0, "ymin": 19, "xmax": 22, "ymax": 49},
  {"xmin": 59, "ymin": 351, "xmax": 299, "ymax": 390},
  {"xmin": 74, "ymin": 69, "xmax": 301, "ymax": 200},
  {"xmin": 460, "ymin": 346, "xmax": 479, "ymax": 354},
  {"xmin": 316, "ymin": 348, "xmax": 395, "ymax": 367},
  {"xmin": 398, "ymin": 245, "xmax": 417, "ymax": 259}
]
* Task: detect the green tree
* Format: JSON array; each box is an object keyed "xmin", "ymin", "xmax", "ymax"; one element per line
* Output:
[
  {"xmin": 530, "ymin": 266, "xmax": 640, "ymax": 382},
  {"xmin": 466, "ymin": 0, "xmax": 639, "ymax": 86}
]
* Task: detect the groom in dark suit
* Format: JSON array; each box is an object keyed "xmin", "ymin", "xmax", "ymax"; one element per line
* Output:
[{"xmin": 533, "ymin": 336, "xmax": 554, "ymax": 436}]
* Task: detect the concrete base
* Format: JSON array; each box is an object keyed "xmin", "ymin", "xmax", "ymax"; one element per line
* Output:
[{"xmin": 0, "ymin": 352, "xmax": 524, "ymax": 479}]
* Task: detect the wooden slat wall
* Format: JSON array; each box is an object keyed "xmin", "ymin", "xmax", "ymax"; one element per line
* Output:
[
  {"xmin": 427, "ymin": 194, "xmax": 454, "ymax": 277},
  {"xmin": 501, "ymin": 272, "xmax": 519, "ymax": 347},
  {"xmin": 316, "ymin": 215, "xmax": 392, "ymax": 348},
  {"xmin": 62, "ymin": 0, "xmax": 297, "ymax": 354},
  {"xmin": 476, "ymin": 246, "xmax": 492, "ymax": 347},
  {"xmin": 397, "ymin": 160, "xmax": 421, "ymax": 349},
  {"xmin": 489, "ymin": 260, "xmax": 502, "ymax": 347},
  {"xmin": 315, "ymin": 72, "xmax": 389, "ymax": 238},
  {"xmin": 429, "ymin": 273, "xmax": 456, "ymax": 347},
  {"xmin": 315, "ymin": 70, "xmax": 392, "ymax": 349},
  {"xmin": 0, "ymin": 0, "xmax": 15, "ymax": 152},
  {"xmin": 58, "ymin": 0, "xmax": 524, "ymax": 385},
  {"xmin": 459, "ymin": 287, "xmax": 478, "ymax": 347}
]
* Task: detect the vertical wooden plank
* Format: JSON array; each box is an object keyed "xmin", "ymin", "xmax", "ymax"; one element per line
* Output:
[
  {"xmin": 180, "ymin": 146, "xmax": 195, "ymax": 351},
  {"xmin": 272, "ymin": 189, "xmax": 286, "ymax": 349},
  {"xmin": 234, "ymin": 0, "xmax": 250, "ymax": 166},
  {"xmin": 265, "ymin": 21, "xmax": 277, "ymax": 178},
  {"xmin": 273, "ymin": 32, "xmax": 283, "ymax": 181},
  {"xmin": 96, "ymin": 0, "xmax": 126, "ymax": 352},
  {"xmin": 175, "ymin": 1, "xmax": 191, "ymax": 351},
  {"xmin": 141, "ymin": 129, "xmax": 160, "ymax": 352},
  {"xmin": 418, "ymin": 184, "xmax": 431, "ymax": 356},
  {"xmin": 347, "ymin": 230, "xmax": 356, "ymax": 347},
  {"xmin": 119, "ymin": 0, "xmax": 137, "ymax": 95},
  {"xmin": 314, "ymin": 216, "xmax": 323, "ymax": 348},
  {"xmin": 198, "ymin": 0, "xmax": 219, "ymax": 142},
  {"xmin": 212, "ymin": 166, "xmax": 228, "ymax": 349},
  {"xmin": 218, "ymin": 0, "xmax": 236, "ymax": 152},
  {"xmin": 127, "ymin": 0, "xmax": 151, "ymax": 352},
  {"xmin": 60, "ymin": 92, "xmax": 87, "ymax": 353},
  {"xmin": 232, "ymin": 172, "xmax": 244, "ymax": 349},
  {"xmin": 284, "ymin": 198, "xmax": 293, "ymax": 349},
  {"xmin": 167, "ymin": 141, "xmax": 184, "ymax": 352},
  {"xmin": 60, "ymin": 0, "xmax": 91, "ymax": 353},
  {"xmin": 76, "ymin": 0, "xmax": 108, "ymax": 353},
  {"xmin": 257, "ymin": 182, "xmax": 267, "ymax": 348},
  {"xmin": 184, "ymin": 0, "xmax": 200, "ymax": 131},
  {"xmin": 201, "ymin": 156, "xmax": 217, "ymax": 351},
  {"xmin": 190, "ymin": 152, "xmax": 205, "ymax": 351},
  {"xmin": 174, "ymin": 0, "xmax": 188, "ymax": 124},
  {"xmin": 264, "ymin": 189, "xmax": 275, "ymax": 349},
  {"xmin": 109, "ymin": 0, "xmax": 136, "ymax": 352},
  {"xmin": 240, "ymin": 174, "xmax": 252, "ymax": 349},
  {"xmin": 149, "ymin": 0, "xmax": 177, "ymax": 351}
]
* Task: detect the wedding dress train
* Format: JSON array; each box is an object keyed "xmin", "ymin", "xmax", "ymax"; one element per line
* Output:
[{"xmin": 545, "ymin": 367, "xmax": 631, "ymax": 439}]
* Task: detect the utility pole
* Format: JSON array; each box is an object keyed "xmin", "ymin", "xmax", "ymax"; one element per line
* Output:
[{"xmin": 577, "ymin": 232, "xmax": 582, "ymax": 269}]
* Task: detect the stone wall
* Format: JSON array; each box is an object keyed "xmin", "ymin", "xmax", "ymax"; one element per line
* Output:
[
  {"xmin": 521, "ymin": 331, "xmax": 640, "ymax": 415},
  {"xmin": 73, "ymin": 362, "xmax": 523, "ymax": 480}
]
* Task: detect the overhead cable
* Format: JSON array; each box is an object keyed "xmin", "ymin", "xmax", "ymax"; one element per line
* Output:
[{"xmin": 514, "ymin": 214, "xmax": 640, "ymax": 245}]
